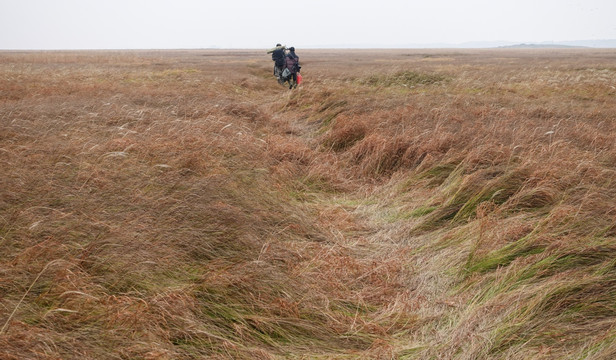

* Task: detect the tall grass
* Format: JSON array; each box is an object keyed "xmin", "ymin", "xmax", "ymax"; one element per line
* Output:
[{"xmin": 1, "ymin": 48, "xmax": 615, "ymax": 359}]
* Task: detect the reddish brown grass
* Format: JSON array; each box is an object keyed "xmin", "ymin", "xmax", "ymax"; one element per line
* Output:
[{"xmin": 1, "ymin": 48, "xmax": 615, "ymax": 359}]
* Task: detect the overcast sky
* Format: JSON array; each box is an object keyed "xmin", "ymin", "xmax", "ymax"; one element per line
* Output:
[{"xmin": 1, "ymin": 0, "xmax": 615, "ymax": 49}]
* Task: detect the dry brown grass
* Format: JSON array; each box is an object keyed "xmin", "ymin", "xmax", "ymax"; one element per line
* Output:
[{"xmin": 1, "ymin": 48, "xmax": 615, "ymax": 359}]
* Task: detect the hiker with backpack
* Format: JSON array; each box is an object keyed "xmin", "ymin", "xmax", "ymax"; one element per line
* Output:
[
  {"xmin": 267, "ymin": 43, "xmax": 286, "ymax": 83},
  {"xmin": 283, "ymin": 47, "xmax": 301, "ymax": 89}
]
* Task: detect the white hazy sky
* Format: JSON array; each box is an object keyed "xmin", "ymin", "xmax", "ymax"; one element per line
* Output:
[{"xmin": 1, "ymin": 0, "xmax": 615, "ymax": 49}]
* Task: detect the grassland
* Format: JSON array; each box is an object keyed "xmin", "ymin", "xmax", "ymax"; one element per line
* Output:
[{"xmin": 1, "ymin": 48, "xmax": 615, "ymax": 359}]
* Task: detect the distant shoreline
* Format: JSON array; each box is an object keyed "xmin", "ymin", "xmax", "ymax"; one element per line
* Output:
[{"xmin": 498, "ymin": 43, "xmax": 588, "ymax": 49}]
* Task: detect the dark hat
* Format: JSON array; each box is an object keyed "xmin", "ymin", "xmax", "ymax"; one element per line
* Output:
[
  {"xmin": 276, "ymin": 43, "xmax": 282, "ymax": 46},
  {"xmin": 289, "ymin": 47, "xmax": 295, "ymax": 51}
]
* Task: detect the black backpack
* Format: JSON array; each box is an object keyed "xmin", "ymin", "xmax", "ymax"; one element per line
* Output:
[
  {"xmin": 272, "ymin": 48, "xmax": 285, "ymax": 65},
  {"xmin": 290, "ymin": 55, "xmax": 301, "ymax": 72}
]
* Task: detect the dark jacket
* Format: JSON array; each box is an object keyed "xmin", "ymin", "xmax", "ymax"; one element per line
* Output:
[
  {"xmin": 272, "ymin": 48, "xmax": 285, "ymax": 67},
  {"xmin": 284, "ymin": 52, "xmax": 300, "ymax": 74}
]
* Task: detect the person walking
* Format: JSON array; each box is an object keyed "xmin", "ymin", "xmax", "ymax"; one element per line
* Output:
[
  {"xmin": 267, "ymin": 43, "xmax": 286, "ymax": 82},
  {"xmin": 284, "ymin": 47, "xmax": 300, "ymax": 89}
]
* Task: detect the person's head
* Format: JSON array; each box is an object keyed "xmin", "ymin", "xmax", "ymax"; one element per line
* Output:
[
  {"xmin": 276, "ymin": 43, "xmax": 282, "ymax": 47},
  {"xmin": 289, "ymin": 47, "xmax": 295, "ymax": 52}
]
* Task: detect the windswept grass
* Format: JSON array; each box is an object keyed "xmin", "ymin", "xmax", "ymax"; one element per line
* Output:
[
  {"xmin": 1, "ymin": 48, "xmax": 615, "ymax": 359},
  {"xmin": 360, "ymin": 70, "xmax": 449, "ymax": 88}
]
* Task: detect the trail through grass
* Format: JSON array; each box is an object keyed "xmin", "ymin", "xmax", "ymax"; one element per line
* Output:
[{"xmin": 1, "ymin": 49, "xmax": 615, "ymax": 359}]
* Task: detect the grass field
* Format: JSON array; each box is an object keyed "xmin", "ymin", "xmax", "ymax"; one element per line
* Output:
[{"xmin": 1, "ymin": 48, "xmax": 615, "ymax": 359}]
